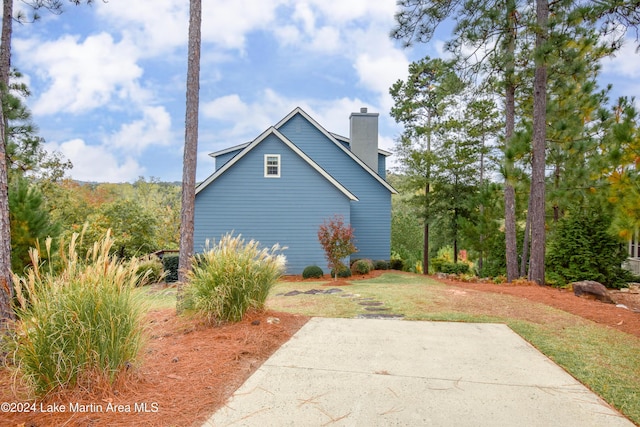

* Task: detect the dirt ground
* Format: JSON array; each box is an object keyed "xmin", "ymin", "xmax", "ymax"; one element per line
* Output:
[{"xmin": 1, "ymin": 271, "xmax": 638, "ymax": 427}]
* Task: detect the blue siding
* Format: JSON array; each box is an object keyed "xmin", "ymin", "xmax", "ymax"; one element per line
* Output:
[
  {"xmin": 214, "ymin": 149, "xmax": 243, "ymax": 171},
  {"xmin": 195, "ymin": 134, "xmax": 351, "ymax": 274},
  {"xmin": 278, "ymin": 113, "xmax": 392, "ymax": 262},
  {"xmin": 378, "ymin": 154, "xmax": 386, "ymax": 179}
]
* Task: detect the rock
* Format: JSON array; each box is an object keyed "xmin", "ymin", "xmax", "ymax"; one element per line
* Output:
[
  {"xmin": 616, "ymin": 304, "xmax": 629, "ymax": 310},
  {"xmin": 284, "ymin": 290, "xmax": 302, "ymax": 296},
  {"xmin": 571, "ymin": 280, "xmax": 614, "ymax": 304}
]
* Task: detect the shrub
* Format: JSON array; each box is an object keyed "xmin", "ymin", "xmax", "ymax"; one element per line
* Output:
[
  {"xmin": 302, "ymin": 265, "xmax": 324, "ymax": 279},
  {"xmin": 181, "ymin": 234, "xmax": 286, "ymax": 323},
  {"xmin": 390, "ymin": 257, "xmax": 404, "ymax": 270},
  {"xmin": 546, "ymin": 209, "xmax": 635, "ymax": 288},
  {"xmin": 331, "ymin": 267, "xmax": 352, "ymax": 278},
  {"xmin": 437, "ymin": 262, "xmax": 470, "ymax": 275},
  {"xmin": 162, "ymin": 254, "xmax": 179, "ymax": 282},
  {"xmin": 373, "ymin": 260, "xmax": 389, "ymax": 270},
  {"xmin": 317, "ymin": 215, "xmax": 357, "ymax": 279},
  {"xmin": 9, "ymin": 232, "xmax": 147, "ymax": 396},
  {"xmin": 352, "ymin": 259, "xmax": 373, "ymax": 275},
  {"xmin": 135, "ymin": 255, "xmax": 165, "ymax": 286}
]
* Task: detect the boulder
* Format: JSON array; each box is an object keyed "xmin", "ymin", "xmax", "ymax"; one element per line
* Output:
[{"xmin": 571, "ymin": 280, "xmax": 614, "ymax": 304}]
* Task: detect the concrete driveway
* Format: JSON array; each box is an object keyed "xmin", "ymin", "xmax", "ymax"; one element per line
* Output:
[{"xmin": 204, "ymin": 318, "xmax": 634, "ymax": 427}]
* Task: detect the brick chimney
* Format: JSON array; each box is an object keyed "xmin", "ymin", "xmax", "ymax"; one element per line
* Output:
[{"xmin": 349, "ymin": 107, "xmax": 379, "ymax": 172}]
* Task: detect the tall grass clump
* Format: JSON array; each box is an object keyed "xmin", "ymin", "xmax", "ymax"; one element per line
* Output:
[
  {"xmin": 7, "ymin": 231, "xmax": 148, "ymax": 397},
  {"xmin": 182, "ymin": 233, "xmax": 286, "ymax": 324}
]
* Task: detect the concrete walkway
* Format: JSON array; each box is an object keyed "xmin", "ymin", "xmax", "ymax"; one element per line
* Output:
[{"xmin": 204, "ymin": 318, "xmax": 634, "ymax": 427}]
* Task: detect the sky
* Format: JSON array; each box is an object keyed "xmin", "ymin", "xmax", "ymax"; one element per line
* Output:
[{"xmin": 9, "ymin": 0, "xmax": 640, "ymax": 183}]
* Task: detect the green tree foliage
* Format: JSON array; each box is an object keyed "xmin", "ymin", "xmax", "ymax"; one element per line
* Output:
[
  {"xmin": 0, "ymin": 0, "xmax": 99, "ymax": 323},
  {"xmin": 88, "ymin": 199, "xmax": 159, "ymax": 259},
  {"xmin": 391, "ymin": 58, "xmax": 502, "ymax": 269},
  {"xmin": 317, "ymin": 214, "xmax": 357, "ymax": 279},
  {"xmin": 8, "ymin": 177, "xmax": 60, "ymax": 272},
  {"xmin": 546, "ymin": 209, "xmax": 633, "ymax": 288},
  {"xmin": 391, "ymin": 0, "xmax": 640, "ymax": 285},
  {"xmin": 601, "ymin": 97, "xmax": 640, "ymax": 241},
  {"xmin": 4, "ymin": 72, "xmax": 71, "ymax": 182},
  {"xmin": 45, "ymin": 179, "xmax": 181, "ymax": 258},
  {"xmin": 390, "ymin": 57, "xmax": 464, "ymax": 273}
]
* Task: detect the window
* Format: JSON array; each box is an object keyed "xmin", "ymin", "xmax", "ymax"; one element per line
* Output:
[{"xmin": 264, "ymin": 154, "xmax": 280, "ymax": 178}]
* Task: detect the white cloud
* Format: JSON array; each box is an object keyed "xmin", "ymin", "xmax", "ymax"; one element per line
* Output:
[
  {"xmin": 45, "ymin": 139, "xmax": 144, "ymax": 182},
  {"xmin": 201, "ymin": 0, "xmax": 288, "ymax": 51},
  {"xmin": 106, "ymin": 106, "xmax": 173, "ymax": 153},
  {"xmin": 201, "ymin": 89, "xmax": 376, "ymax": 147},
  {"xmin": 14, "ymin": 33, "xmax": 144, "ymax": 115},
  {"xmin": 95, "ymin": 0, "xmax": 189, "ymax": 57},
  {"xmin": 602, "ymin": 39, "xmax": 640, "ymax": 78},
  {"xmin": 355, "ymin": 51, "xmax": 409, "ymax": 111},
  {"xmin": 301, "ymin": 0, "xmax": 396, "ymax": 24}
]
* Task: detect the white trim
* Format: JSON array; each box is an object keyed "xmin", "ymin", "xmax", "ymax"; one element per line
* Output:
[
  {"xmin": 330, "ymin": 132, "xmax": 392, "ymax": 157},
  {"xmin": 264, "ymin": 154, "xmax": 281, "ymax": 178},
  {"xmin": 208, "ymin": 142, "xmax": 249, "ymax": 158},
  {"xmin": 196, "ymin": 127, "xmax": 358, "ymax": 201},
  {"xmin": 276, "ymin": 107, "xmax": 397, "ymax": 194}
]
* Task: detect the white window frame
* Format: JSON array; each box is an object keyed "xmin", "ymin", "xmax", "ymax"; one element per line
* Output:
[{"xmin": 264, "ymin": 154, "xmax": 281, "ymax": 178}]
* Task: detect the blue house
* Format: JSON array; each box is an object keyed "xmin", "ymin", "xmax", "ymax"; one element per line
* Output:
[{"xmin": 194, "ymin": 107, "xmax": 397, "ymax": 274}]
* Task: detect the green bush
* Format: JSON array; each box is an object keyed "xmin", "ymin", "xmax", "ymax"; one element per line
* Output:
[
  {"xmin": 302, "ymin": 265, "xmax": 324, "ymax": 279},
  {"xmin": 181, "ymin": 234, "xmax": 286, "ymax": 323},
  {"xmin": 390, "ymin": 257, "xmax": 404, "ymax": 270},
  {"xmin": 135, "ymin": 255, "xmax": 165, "ymax": 286},
  {"xmin": 546, "ymin": 209, "xmax": 635, "ymax": 288},
  {"xmin": 436, "ymin": 261, "xmax": 470, "ymax": 275},
  {"xmin": 162, "ymin": 254, "xmax": 179, "ymax": 282},
  {"xmin": 8, "ymin": 232, "xmax": 147, "ymax": 396},
  {"xmin": 373, "ymin": 260, "xmax": 389, "ymax": 270},
  {"xmin": 330, "ymin": 267, "xmax": 352, "ymax": 278},
  {"xmin": 352, "ymin": 259, "xmax": 373, "ymax": 274}
]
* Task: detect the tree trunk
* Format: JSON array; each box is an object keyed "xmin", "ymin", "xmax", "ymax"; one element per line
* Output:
[
  {"xmin": 423, "ymin": 180, "xmax": 429, "ymax": 275},
  {"xmin": 423, "ymin": 221, "xmax": 429, "ymax": 275},
  {"xmin": 504, "ymin": 183, "xmax": 518, "ymax": 279},
  {"xmin": 553, "ymin": 162, "xmax": 560, "ymax": 222},
  {"xmin": 504, "ymin": 0, "xmax": 519, "ymax": 282},
  {"xmin": 177, "ymin": 0, "xmax": 201, "ymax": 296},
  {"xmin": 528, "ymin": 0, "xmax": 549, "ymax": 285},
  {"xmin": 520, "ymin": 195, "xmax": 532, "ymax": 277},
  {"xmin": 0, "ymin": 0, "xmax": 14, "ymax": 325}
]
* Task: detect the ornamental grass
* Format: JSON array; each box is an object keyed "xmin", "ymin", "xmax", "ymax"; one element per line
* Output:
[
  {"xmin": 182, "ymin": 233, "xmax": 286, "ymax": 324},
  {"xmin": 6, "ymin": 231, "xmax": 148, "ymax": 397}
]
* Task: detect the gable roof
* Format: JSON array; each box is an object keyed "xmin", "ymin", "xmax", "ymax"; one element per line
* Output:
[
  {"xmin": 195, "ymin": 126, "xmax": 359, "ymax": 201},
  {"xmin": 275, "ymin": 107, "xmax": 397, "ymax": 194}
]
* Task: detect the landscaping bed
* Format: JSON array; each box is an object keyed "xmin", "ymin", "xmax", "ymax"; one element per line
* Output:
[{"xmin": 1, "ymin": 271, "xmax": 638, "ymax": 426}]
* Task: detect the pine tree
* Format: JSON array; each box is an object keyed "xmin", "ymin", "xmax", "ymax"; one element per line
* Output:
[
  {"xmin": 390, "ymin": 57, "xmax": 464, "ymax": 274},
  {"xmin": 8, "ymin": 177, "xmax": 59, "ymax": 272}
]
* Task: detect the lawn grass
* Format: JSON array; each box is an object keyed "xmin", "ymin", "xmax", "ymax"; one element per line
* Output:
[
  {"xmin": 137, "ymin": 284, "xmax": 178, "ymax": 310},
  {"xmin": 267, "ymin": 272, "xmax": 640, "ymax": 424}
]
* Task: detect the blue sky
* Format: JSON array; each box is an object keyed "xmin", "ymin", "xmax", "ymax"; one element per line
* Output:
[{"xmin": 9, "ymin": 0, "xmax": 640, "ymax": 183}]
